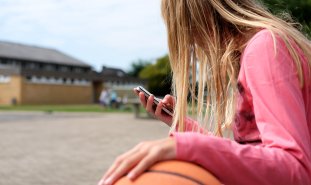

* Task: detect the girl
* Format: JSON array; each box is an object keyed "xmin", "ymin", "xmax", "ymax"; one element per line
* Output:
[{"xmin": 99, "ymin": 0, "xmax": 311, "ymax": 184}]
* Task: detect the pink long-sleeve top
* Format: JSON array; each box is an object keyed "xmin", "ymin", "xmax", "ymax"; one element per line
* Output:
[{"xmin": 172, "ymin": 29, "xmax": 311, "ymax": 185}]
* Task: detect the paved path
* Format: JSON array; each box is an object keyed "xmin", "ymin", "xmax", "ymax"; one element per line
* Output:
[{"xmin": 0, "ymin": 112, "xmax": 169, "ymax": 185}]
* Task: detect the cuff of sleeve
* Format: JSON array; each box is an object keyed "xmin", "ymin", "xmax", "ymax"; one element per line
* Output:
[
  {"xmin": 170, "ymin": 132, "xmax": 228, "ymax": 161},
  {"xmin": 170, "ymin": 132, "xmax": 197, "ymax": 161}
]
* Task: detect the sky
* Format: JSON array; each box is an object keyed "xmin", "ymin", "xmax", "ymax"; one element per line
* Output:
[{"xmin": 0, "ymin": 0, "xmax": 168, "ymax": 72}]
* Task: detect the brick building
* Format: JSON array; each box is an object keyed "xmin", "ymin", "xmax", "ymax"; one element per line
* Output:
[{"xmin": 0, "ymin": 41, "xmax": 143, "ymax": 105}]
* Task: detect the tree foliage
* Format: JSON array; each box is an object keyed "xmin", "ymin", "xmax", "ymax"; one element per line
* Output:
[
  {"xmin": 139, "ymin": 55, "xmax": 172, "ymax": 96},
  {"xmin": 261, "ymin": 0, "xmax": 311, "ymax": 37},
  {"xmin": 127, "ymin": 59, "xmax": 151, "ymax": 78}
]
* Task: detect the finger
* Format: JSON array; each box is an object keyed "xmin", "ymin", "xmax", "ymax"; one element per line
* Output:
[
  {"xmin": 127, "ymin": 152, "xmax": 158, "ymax": 180},
  {"xmin": 154, "ymin": 101, "xmax": 164, "ymax": 117},
  {"xmin": 162, "ymin": 95, "xmax": 171, "ymax": 102},
  {"xmin": 133, "ymin": 88, "xmax": 139, "ymax": 95},
  {"xmin": 146, "ymin": 95, "xmax": 155, "ymax": 114},
  {"xmin": 101, "ymin": 150, "xmax": 146, "ymax": 185},
  {"xmin": 101, "ymin": 156, "xmax": 121, "ymax": 182},
  {"xmin": 100, "ymin": 161, "xmax": 135, "ymax": 185},
  {"xmin": 127, "ymin": 138, "xmax": 177, "ymax": 180},
  {"xmin": 162, "ymin": 95, "xmax": 174, "ymax": 107},
  {"xmin": 138, "ymin": 92, "xmax": 147, "ymax": 107},
  {"xmin": 101, "ymin": 145, "xmax": 141, "ymax": 182},
  {"xmin": 101, "ymin": 156, "xmax": 126, "ymax": 182}
]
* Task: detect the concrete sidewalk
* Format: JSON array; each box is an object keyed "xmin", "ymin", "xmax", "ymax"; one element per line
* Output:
[{"xmin": 0, "ymin": 112, "xmax": 168, "ymax": 185}]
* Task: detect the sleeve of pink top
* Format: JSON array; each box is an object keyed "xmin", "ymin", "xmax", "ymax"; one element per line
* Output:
[{"xmin": 172, "ymin": 31, "xmax": 311, "ymax": 185}]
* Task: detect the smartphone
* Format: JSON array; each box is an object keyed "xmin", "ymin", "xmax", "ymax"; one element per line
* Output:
[{"xmin": 136, "ymin": 86, "xmax": 173, "ymax": 116}]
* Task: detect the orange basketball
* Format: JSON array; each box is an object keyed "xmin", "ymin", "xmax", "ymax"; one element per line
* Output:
[{"xmin": 114, "ymin": 160, "xmax": 221, "ymax": 185}]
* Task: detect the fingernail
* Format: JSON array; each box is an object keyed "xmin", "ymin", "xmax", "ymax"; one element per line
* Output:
[
  {"xmin": 104, "ymin": 177, "xmax": 112, "ymax": 185},
  {"xmin": 102, "ymin": 177, "xmax": 112, "ymax": 185},
  {"xmin": 127, "ymin": 172, "xmax": 135, "ymax": 180},
  {"xmin": 97, "ymin": 179, "xmax": 104, "ymax": 185}
]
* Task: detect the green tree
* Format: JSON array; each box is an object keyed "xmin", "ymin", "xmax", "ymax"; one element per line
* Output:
[
  {"xmin": 127, "ymin": 59, "xmax": 151, "ymax": 77},
  {"xmin": 139, "ymin": 55, "xmax": 172, "ymax": 96},
  {"xmin": 261, "ymin": 0, "xmax": 311, "ymax": 37}
]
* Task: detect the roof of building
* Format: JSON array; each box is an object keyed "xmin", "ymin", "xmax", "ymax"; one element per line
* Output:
[
  {"xmin": 0, "ymin": 41, "xmax": 91, "ymax": 67},
  {"xmin": 101, "ymin": 66, "xmax": 127, "ymax": 77},
  {"xmin": 91, "ymin": 66, "xmax": 146, "ymax": 83}
]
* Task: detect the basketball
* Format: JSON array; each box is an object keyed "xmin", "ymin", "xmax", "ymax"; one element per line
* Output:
[{"xmin": 114, "ymin": 160, "xmax": 221, "ymax": 185}]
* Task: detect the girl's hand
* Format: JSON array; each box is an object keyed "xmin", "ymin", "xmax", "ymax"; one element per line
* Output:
[
  {"xmin": 98, "ymin": 137, "xmax": 176, "ymax": 185},
  {"xmin": 134, "ymin": 88, "xmax": 175, "ymax": 126}
]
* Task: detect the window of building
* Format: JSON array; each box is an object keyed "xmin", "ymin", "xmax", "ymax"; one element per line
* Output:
[
  {"xmin": 117, "ymin": 71, "xmax": 125, "ymax": 77},
  {"xmin": 1, "ymin": 60, "xmax": 8, "ymax": 65},
  {"xmin": 0, "ymin": 75, "xmax": 11, "ymax": 83},
  {"xmin": 0, "ymin": 59, "xmax": 8, "ymax": 66},
  {"xmin": 8, "ymin": 59, "xmax": 16, "ymax": 65},
  {"xmin": 25, "ymin": 77, "xmax": 91, "ymax": 86},
  {"xmin": 74, "ymin": 67, "xmax": 83, "ymax": 73},
  {"xmin": 38, "ymin": 63, "xmax": 44, "ymax": 69},
  {"xmin": 26, "ymin": 76, "xmax": 32, "ymax": 80},
  {"xmin": 80, "ymin": 79, "xmax": 88, "ymax": 85},
  {"xmin": 0, "ymin": 59, "xmax": 5, "ymax": 67},
  {"xmin": 55, "ymin": 78, "xmax": 63, "ymax": 84},
  {"xmin": 31, "ymin": 76, "xmax": 40, "ymax": 83},
  {"xmin": 26, "ymin": 62, "xmax": 39, "ymax": 69},
  {"xmin": 60, "ymin": 66, "xmax": 70, "ymax": 72},
  {"xmin": 66, "ymin": 78, "xmax": 72, "ymax": 84},
  {"xmin": 63, "ymin": 78, "xmax": 90, "ymax": 86},
  {"xmin": 44, "ymin": 64, "xmax": 56, "ymax": 71},
  {"xmin": 40, "ymin": 77, "xmax": 48, "ymax": 83},
  {"xmin": 83, "ymin": 68, "xmax": 90, "ymax": 73},
  {"xmin": 49, "ymin": 77, "xmax": 56, "ymax": 84},
  {"xmin": 1, "ymin": 59, "xmax": 20, "ymax": 67},
  {"xmin": 25, "ymin": 76, "xmax": 88, "ymax": 86}
]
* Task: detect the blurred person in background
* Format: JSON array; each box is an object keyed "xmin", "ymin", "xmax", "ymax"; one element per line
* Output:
[{"xmin": 99, "ymin": 88, "xmax": 110, "ymax": 108}]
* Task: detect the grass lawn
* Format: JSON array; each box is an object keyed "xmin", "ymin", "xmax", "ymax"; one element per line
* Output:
[{"xmin": 0, "ymin": 104, "xmax": 137, "ymax": 113}]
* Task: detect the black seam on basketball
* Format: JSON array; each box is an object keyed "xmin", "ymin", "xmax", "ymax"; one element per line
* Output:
[{"xmin": 146, "ymin": 170, "xmax": 205, "ymax": 185}]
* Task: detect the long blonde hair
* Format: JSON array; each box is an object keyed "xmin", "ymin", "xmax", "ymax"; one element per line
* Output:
[{"xmin": 161, "ymin": 0, "xmax": 311, "ymax": 136}]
